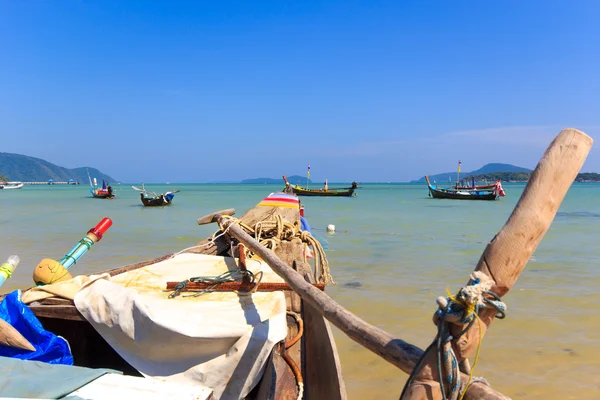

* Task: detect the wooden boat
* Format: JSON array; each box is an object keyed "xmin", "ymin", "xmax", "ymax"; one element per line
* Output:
[
  {"xmin": 87, "ymin": 169, "xmax": 114, "ymax": 199},
  {"xmin": 133, "ymin": 183, "xmax": 180, "ymax": 207},
  {"xmin": 0, "ymin": 181, "xmax": 24, "ymax": 189},
  {"xmin": 2, "ymin": 193, "xmax": 346, "ymax": 400},
  {"xmin": 425, "ymin": 175, "xmax": 505, "ymax": 200},
  {"xmin": 283, "ymin": 175, "xmax": 358, "ymax": 197}
]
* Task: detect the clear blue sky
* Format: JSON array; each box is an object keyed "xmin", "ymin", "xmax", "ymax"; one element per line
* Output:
[{"xmin": 1, "ymin": 1, "xmax": 598, "ymax": 182}]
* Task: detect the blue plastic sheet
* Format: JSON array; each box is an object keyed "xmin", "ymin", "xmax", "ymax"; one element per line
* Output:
[
  {"xmin": 0, "ymin": 290, "xmax": 73, "ymax": 365},
  {"xmin": 300, "ymin": 216, "xmax": 312, "ymax": 234}
]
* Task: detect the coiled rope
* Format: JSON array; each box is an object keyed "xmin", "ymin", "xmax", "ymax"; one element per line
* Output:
[
  {"xmin": 399, "ymin": 271, "xmax": 507, "ymax": 400},
  {"xmin": 218, "ymin": 215, "xmax": 333, "ymax": 285}
]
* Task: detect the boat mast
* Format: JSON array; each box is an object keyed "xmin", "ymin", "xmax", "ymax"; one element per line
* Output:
[
  {"xmin": 86, "ymin": 168, "xmax": 93, "ymax": 189},
  {"xmin": 456, "ymin": 160, "xmax": 461, "ymax": 188}
]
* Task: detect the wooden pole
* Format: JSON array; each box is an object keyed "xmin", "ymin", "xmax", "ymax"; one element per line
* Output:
[
  {"xmin": 219, "ymin": 217, "xmax": 509, "ymax": 399},
  {"xmin": 406, "ymin": 128, "xmax": 593, "ymax": 398}
]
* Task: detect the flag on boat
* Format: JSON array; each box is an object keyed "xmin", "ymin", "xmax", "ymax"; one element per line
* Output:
[
  {"xmin": 307, "ymin": 164, "xmax": 311, "ymax": 179},
  {"xmin": 457, "ymin": 160, "xmax": 461, "ymax": 173}
]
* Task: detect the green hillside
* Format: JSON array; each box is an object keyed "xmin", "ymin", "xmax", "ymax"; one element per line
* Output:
[
  {"xmin": 415, "ymin": 163, "xmax": 532, "ymax": 183},
  {"xmin": 0, "ymin": 152, "xmax": 117, "ymax": 183},
  {"xmin": 465, "ymin": 171, "xmax": 600, "ymax": 182}
]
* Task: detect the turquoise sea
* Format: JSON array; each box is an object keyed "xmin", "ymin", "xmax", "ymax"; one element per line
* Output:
[{"xmin": 1, "ymin": 183, "xmax": 599, "ymax": 399}]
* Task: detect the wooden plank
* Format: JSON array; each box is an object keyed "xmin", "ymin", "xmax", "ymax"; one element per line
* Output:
[
  {"xmin": 252, "ymin": 350, "xmax": 299, "ymax": 400},
  {"xmin": 28, "ymin": 305, "xmax": 85, "ymax": 321},
  {"xmin": 303, "ymin": 301, "xmax": 347, "ymax": 400},
  {"xmin": 102, "ymin": 254, "xmax": 175, "ymax": 277}
]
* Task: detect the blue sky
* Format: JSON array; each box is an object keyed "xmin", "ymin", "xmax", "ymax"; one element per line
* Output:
[{"xmin": 1, "ymin": 1, "xmax": 598, "ymax": 182}]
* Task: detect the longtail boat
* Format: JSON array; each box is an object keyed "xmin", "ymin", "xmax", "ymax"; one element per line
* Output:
[
  {"xmin": 425, "ymin": 175, "xmax": 505, "ymax": 200},
  {"xmin": 0, "ymin": 192, "xmax": 345, "ymax": 399},
  {"xmin": 132, "ymin": 183, "xmax": 180, "ymax": 207},
  {"xmin": 87, "ymin": 169, "xmax": 114, "ymax": 199},
  {"xmin": 282, "ymin": 175, "xmax": 358, "ymax": 197}
]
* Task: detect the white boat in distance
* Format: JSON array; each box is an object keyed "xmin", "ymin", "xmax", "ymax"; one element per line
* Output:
[{"xmin": 0, "ymin": 182, "xmax": 24, "ymax": 189}]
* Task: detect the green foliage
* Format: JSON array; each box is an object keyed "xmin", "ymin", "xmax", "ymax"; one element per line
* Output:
[
  {"xmin": 574, "ymin": 172, "xmax": 600, "ymax": 182},
  {"xmin": 0, "ymin": 173, "xmax": 7, "ymax": 183},
  {"xmin": 464, "ymin": 172, "xmax": 600, "ymax": 182}
]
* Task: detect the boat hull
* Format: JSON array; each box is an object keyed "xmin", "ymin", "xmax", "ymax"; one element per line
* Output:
[
  {"xmin": 428, "ymin": 187, "xmax": 498, "ymax": 200},
  {"xmin": 141, "ymin": 195, "xmax": 172, "ymax": 206},
  {"xmin": 0, "ymin": 182, "xmax": 24, "ymax": 190},
  {"xmin": 291, "ymin": 187, "xmax": 356, "ymax": 197},
  {"xmin": 425, "ymin": 175, "xmax": 499, "ymax": 201},
  {"xmin": 91, "ymin": 189, "xmax": 112, "ymax": 199}
]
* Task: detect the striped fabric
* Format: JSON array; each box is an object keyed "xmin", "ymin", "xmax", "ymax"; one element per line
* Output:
[{"xmin": 258, "ymin": 193, "xmax": 299, "ymax": 208}]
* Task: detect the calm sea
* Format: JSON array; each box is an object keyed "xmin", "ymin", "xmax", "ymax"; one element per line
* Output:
[{"xmin": 1, "ymin": 183, "xmax": 599, "ymax": 399}]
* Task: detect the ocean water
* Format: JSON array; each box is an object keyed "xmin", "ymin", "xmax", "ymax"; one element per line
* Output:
[{"xmin": 1, "ymin": 182, "xmax": 599, "ymax": 399}]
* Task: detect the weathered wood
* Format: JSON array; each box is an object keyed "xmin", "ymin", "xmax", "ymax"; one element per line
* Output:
[
  {"xmin": 197, "ymin": 208, "xmax": 236, "ymax": 225},
  {"xmin": 165, "ymin": 281, "xmax": 325, "ymax": 291},
  {"xmin": 101, "ymin": 254, "xmax": 175, "ymax": 277},
  {"xmin": 220, "ymin": 217, "xmax": 508, "ymax": 399},
  {"xmin": 0, "ymin": 318, "xmax": 35, "ymax": 351},
  {"xmin": 407, "ymin": 128, "xmax": 593, "ymax": 399},
  {"xmin": 303, "ymin": 300, "xmax": 347, "ymax": 399},
  {"xmin": 28, "ymin": 304, "xmax": 85, "ymax": 321},
  {"xmin": 252, "ymin": 350, "xmax": 299, "ymax": 399}
]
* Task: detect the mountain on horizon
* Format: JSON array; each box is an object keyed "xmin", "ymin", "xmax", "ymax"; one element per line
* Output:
[
  {"xmin": 413, "ymin": 163, "xmax": 532, "ymax": 183},
  {"xmin": 241, "ymin": 175, "xmax": 312, "ymax": 184},
  {"xmin": 0, "ymin": 152, "xmax": 117, "ymax": 184}
]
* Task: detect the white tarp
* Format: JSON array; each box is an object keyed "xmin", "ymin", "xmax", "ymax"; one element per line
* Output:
[{"xmin": 73, "ymin": 253, "xmax": 288, "ymax": 399}]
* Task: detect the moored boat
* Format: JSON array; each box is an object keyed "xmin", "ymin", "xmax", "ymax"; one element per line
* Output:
[
  {"xmin": 132, "ymin": 183, "xmax": 179, "ymax": 206},
  {"xmin": 425, "ymin": 175, "xmax": 505, "ymax": 200},
  {"xmin": 88, "ymin": 169, "xmax": 114, "ymax": 199},
  {"xmin": 0, "ymin": 181, "xmax": 24, "ymax": 190},
  {"xmin": 283, "ymin": 175, "xmax": 358, "ymax": 197}
]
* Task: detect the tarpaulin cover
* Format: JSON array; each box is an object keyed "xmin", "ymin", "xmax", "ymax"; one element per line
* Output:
[
  {"xmin": 74, "ymin": 253, "xmax": 288, "ymax": 399},
  {"xmin": 0, "ymin": 290, "xmax": 73, "ymax": 365},
  {"xmin": 0, "ymin": 355, "xmax": 118, "ymax": 399}
]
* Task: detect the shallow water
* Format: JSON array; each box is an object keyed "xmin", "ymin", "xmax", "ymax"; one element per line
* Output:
[{"xmin": 1, "ymin": 183, "xmax": 599, "ymax": 399}]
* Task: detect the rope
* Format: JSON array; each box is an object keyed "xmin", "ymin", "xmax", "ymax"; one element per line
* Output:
[
  {"xmin": 219, "ymin": 215, "xmax": 333, "ymax": 285},
  {"xmin": 167, "ymin": 268, "xmax": 258, "ymax": 298},
  {"xmin": 399, "ymin": 271, "xmax": 507, "ymax": 400}
]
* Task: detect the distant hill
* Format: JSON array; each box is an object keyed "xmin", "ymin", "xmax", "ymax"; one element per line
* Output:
[
  {"xmin": 241, "ymin": 175, "xmax": 312, "ymax": 184},
  {"xmin": 0, "ymin": 152, "xmax": 117, "ymax": 183},
  {"xmin": 414, "ymin": 163, "xmax": 532, "ymax": 183},
  {"xmin": 467, "ymin": 171, "xmax": 600, "ymax": 182}
]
